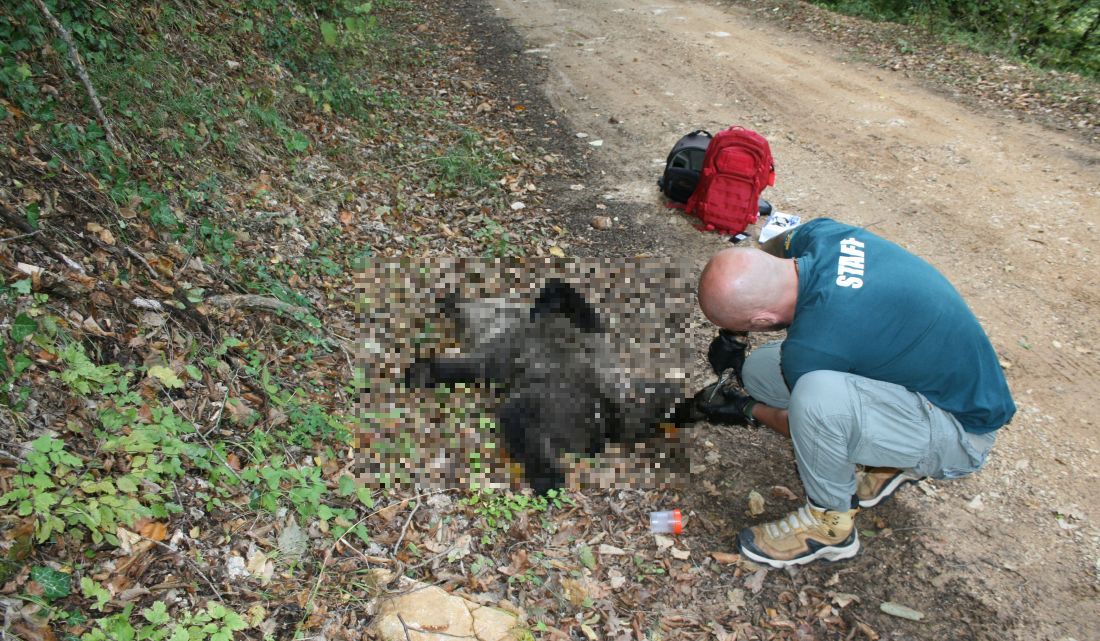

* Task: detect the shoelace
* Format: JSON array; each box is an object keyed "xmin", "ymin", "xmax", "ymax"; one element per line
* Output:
[{"xmin": 763, "ymin": 505, "xmax": 822, "ymax": 538}]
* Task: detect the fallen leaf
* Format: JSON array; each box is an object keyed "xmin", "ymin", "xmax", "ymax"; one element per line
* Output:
[
  {"xmin": 598, "ymin": 544, "xmax": 626, "ymax": 556},
  {"xmin": 833, "ymin": 592, "xmax": 860, "ymax": 608},
  {"xmin": 607, "ymin": 568, "xmax": 626, "ymax": 590},
  {"xmin": 855, "ymin": 621, "xmax": 880, "ymax": 640},
  {"xmin": 246, "ymin": 548, "xmax": 274, "ymax": 585},
  {"xmin": 577, "ymin": 545, "xmax": 597, "ymax": 570},
  {"xmin": 561, "ymin": 577, "xmax": 588, "ymax": 607},
  {"xmin": 147, "ymin": 365, "xmax": 184, "ymax": 389},
  {"xmin": 278, "ymin": 519, "xmax": 308, "ymax": 559},
  {"xmin": 548, "ymin": 245, "xmax": 566, "ymax": 258},
  {"xmin": 670, "ymin": 547, "xmax": 690, "ymax": 560},
  {"xmin": 710, "ymin": 551, "xmax": 740, "ymax": 565},
  {"xmin": 727, "ymin": 588, "xmax": 746, "ymax": 613},
  {"xmin": 85, "ymin": 222, "xmax": 115, "ymax": 245},
  {"xmin": 654, "ymin": 534, "xmax": 674, "ymax": 551},
  {"xmin": 879, "ymin": 601, "xmax": 925, "ymax": 621},
  {"xmin": 137, "ymin": 520, "xmax": 167, "ymax": 542},
  {"xmin": 745, "ymin": 568, "xmax": 767, "ymax": 594},
  {"xmin": 771, "ymin": 485, "xmax": 799, "ymax": 501}
]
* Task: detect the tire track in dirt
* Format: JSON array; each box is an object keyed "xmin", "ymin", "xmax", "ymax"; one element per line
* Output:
[{"xmin": 477, "ymin": 0, "xmax": 1100, "ymax": 638}]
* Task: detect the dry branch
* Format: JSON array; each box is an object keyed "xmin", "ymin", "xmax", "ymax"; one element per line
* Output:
[
  {"xmin": 205, "ymin": 294, "xmax": 311, "ymax": 317},
  {"xmin": 31, "ymin": 0, "xmax": 124, "ymax": 155}
]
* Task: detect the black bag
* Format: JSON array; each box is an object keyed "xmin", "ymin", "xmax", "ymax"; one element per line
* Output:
[{"xmin": 657, "ymin": 130, "xmax": 712, "ymax": 203}]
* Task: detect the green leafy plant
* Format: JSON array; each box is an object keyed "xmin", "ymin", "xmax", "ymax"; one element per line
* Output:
[
  {"xmin": 81, "ymin": 600, "xmax": 249, "ymax": 641},
  {"xmin": 465, "ymin": 489, "xmax": 572, "ymax": 543},
  {"xmin": 54, "ymin": 343, "xmax": 123, "ymax": 395}
]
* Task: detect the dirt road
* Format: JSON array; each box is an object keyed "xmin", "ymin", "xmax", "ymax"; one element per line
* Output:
[{"xmin": 472, "ymin": 0, "xmax": 1100, "ymax": 638}]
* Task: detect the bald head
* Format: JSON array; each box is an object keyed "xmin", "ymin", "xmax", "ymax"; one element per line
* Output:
[{"xmin": 698, "ymin": 248, "xmax": 798, "ymax": 331}]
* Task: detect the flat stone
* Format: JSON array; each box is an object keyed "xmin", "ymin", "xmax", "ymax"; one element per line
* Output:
[
  {"xmin": 373, "ymin": 585, "xmax": 474, "ymax": 641},
  {"xmin": 470, "ymin": 604, "xmax": 518, "ymax": 641}
]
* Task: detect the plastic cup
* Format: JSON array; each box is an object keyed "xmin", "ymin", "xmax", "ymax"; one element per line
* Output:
[{"xmin": 649, "ymin": 509, "xmax": 683, "ymax": 534}]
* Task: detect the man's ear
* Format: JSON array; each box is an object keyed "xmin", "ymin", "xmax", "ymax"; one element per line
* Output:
[{"xmin": 748, "ymin": 312, "xmax": 780, "ymax": 332}]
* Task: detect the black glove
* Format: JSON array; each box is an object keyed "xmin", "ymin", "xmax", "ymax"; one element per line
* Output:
[
  {"xmin": 707, "ymin": 330, "xmax": 749, "ymax": 382},
  {"xmin": 693, "ymin": 382, "xmax": 758, "ymax": 426}
]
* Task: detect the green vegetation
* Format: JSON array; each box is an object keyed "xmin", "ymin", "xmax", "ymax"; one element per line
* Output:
[
  {"xmin": 810, "ymin": 0, "xmax": 1100, "ymax": 78},
  {"xmin": 0, "ymin": 0, "xmax": 548, "ymax": 637},
  {"xmin": 465, "ymin": 488, "xmax": 573, "ymax": 544}
]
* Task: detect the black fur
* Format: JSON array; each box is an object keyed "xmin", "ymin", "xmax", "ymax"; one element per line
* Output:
[{"xmin": 405, "ymin": 280, "xmax": 697, "ymax": 494}]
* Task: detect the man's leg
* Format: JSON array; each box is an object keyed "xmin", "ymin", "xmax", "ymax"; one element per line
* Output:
[
  {"xmin": 740, "ymin": 341, "xmax": 790, "ymax": 409},
  {"xmin": 738, "ymin": 370, "xmax": 996, "ymax": 567}
]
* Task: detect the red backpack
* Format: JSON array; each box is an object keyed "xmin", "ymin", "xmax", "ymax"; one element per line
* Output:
[{"xmin": 685, "ymin": 126, "xmax": 775, "ymax": 235}]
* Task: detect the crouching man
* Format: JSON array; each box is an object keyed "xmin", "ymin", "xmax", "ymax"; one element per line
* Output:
[{"xmin": 695, "ymin": 218, "xmax": 1015, "ymax": 568}]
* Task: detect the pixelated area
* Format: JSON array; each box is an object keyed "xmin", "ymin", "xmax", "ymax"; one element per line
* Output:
[{"xmin": 356, "ymin": 258, "xmax": 698, "ymax": 491}]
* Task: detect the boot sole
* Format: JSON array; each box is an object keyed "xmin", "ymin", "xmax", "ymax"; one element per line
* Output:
[
  {"xmin": 740, "ymin": 535, "xmax": 861, "ymax": 569},
  {"xmin": 858, "ymin": 473, "xmax": 924, "ymax": 509}
]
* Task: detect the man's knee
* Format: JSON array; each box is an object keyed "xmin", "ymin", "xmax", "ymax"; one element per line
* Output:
[
  {"xmin": 741, "ymin": 342, "xmax": 788, "ymax": 408},
  {"xmin": 788, "ymin": 371, "xmax": 856, "ymax": 438}
]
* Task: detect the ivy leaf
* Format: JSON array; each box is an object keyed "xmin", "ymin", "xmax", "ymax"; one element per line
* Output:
[
  {"xmin": 30, "ymin": 565, "xmax": 71, "ymax": 599},
  {"xmin": 147, "ymin": 365, "xmax": 184, "ymax": 389},
  {"xmin": 320, "ymin": 21, "xmax": 338, "ymax": 46},
  {"xmin": 11, "ymin": 279, "xmax": 32, "ymax": 295},
  {"xmin": 11, "ymin": 313, "xmax": 37, "ymax": 342}
]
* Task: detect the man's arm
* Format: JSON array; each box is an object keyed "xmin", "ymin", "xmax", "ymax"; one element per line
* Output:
[{"xmin": 751, "ymin": 404, "xmax": 790, "ymax": 438}]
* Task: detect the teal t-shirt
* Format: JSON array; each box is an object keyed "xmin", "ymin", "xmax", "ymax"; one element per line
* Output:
[{"xmin": 779, "ymin": 218, "xmax": 1015, "ymax": 434}]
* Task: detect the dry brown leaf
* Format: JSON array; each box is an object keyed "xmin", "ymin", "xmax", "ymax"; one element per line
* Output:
[
  {"xmin": 745, "ymin": 568, "xmax": 768, "ymax": 594},
  {"xmin": 560, "ymin": 577, "xmax": 588, "ymax": 607},
  {"xmin": 771, "ymin": 485, "xmax": 799, "ymax": 501},
  {"xmin": 855, "ymin": 620, "xmax": 880, "ymax": 640},
  {"xmin": 710, "ymin": 551, "xmax": 741, "ymax": 565},
  {"xmin": 136, "ymin": 520, "xmax": 168, "ymax": 542}
]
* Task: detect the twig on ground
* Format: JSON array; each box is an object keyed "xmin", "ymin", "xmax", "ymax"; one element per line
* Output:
[
  {"xmin": 146, "ymin": 537, "xmax": 225, "ymax": 604},
  {"xmin": 30, "ymin": 0, "xmax": 124, "ymax": 155},
  {"xmin": 391, "ymin": 500, "xmax": 420, "ymax": 557},
  {"xmin": 0, "ymin": 203, "xmax": 85, "ymax": 273},
  {"xmin": 205, "ymin": 294, "xmax": 312, "ymax": 318},
  {"xmin": 396, "ymin": 614, "xmax": 414, "ymax": 641},
  {"xmin": 0, "ymin": 230, "xmax": 41, "ymax": 243}
]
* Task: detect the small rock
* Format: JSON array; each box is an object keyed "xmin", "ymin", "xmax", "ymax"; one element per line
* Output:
[
  {"xmin": 590, "ymin": 216, "xmax": 612, "ymax": 230},
  {"xmin": 588, "ymin": 139, "xmax": 604, "ymax": 147},
  {"xmin": 226, "ymin": 60, "xmax": 241, "ymax": 70},
  {"xmin": 510, "ymin": 201, "xmax": 525, "ymax": 211},
  {"xmin": 575, "ymin": 132, "xmax": 589, "ymax": 138},
  {"xmin": 748, "ymin": 490, "xmax": 766, "ymax": 516}
]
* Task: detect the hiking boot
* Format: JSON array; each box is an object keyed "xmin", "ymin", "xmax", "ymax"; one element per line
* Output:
[
  {"xmin": 856, "ymin": 467, "xmax": 924, "ymax": 508},
  {"xmin": 737, "ymin": 503, "xmax": 860, "ymax": 568}
]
